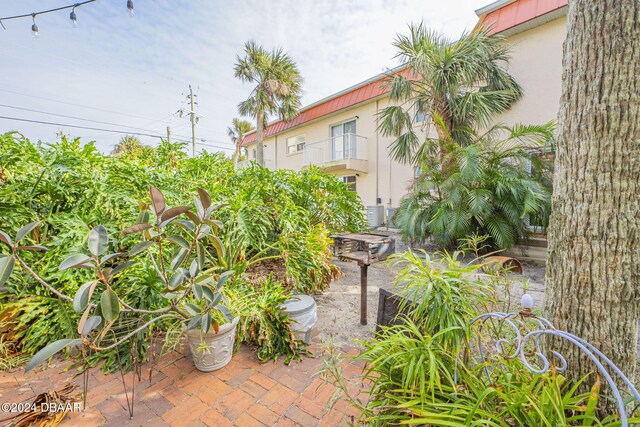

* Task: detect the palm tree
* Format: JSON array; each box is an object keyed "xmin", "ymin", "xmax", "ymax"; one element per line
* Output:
[
  {"xmin": 394, "ymin": 122, "xmax": 555, "ymax": 249},
  {"xmin": 227, "ymin": 118, "xmax": 254, "ymax": 163},
  {"xmin": 234, "ymin": 41, "xmax": 303, "ymax": 166},
  {"xmin": 112, "ymin": 135, "xmax": 143, "ymax": 156},
  {"xmin": 378, "ymin": 23, "xmax": 522, "ymax": 165}
]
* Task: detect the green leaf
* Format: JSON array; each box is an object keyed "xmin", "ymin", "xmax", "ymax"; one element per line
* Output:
[
  {"xmin": 100, "ymin": 289, "xmax": 120, "ymax": 322},
  {"xmin": 108, "ymin": 261, "xmax": 137, "ymax": 278},
  {"xmin": 0, "ymin": 230, "xmax": 13, "ymax": 247},
  {"xmin": 149, "ymin": 186, "xmax": 166, "ymax": 216},
  {"xmin": 16, "ymin": 221, "xmax": 40, "ymax": 243},
  {"xmin": 187, "ymin": 315, "xmax": 201, "ymax": 330},
  {"xmin": 120, "ymin": 223, "xmax": 153, "ymax": 236},
  {"xmin": 167, "ymin": 235, "xmax": 190, "ymax": 250},
  {"xmin": 129, "ymin": 241, "xmax": 153, "ymax": 256},
  {"xmin": 215, "ymin": 305, "xmax": 233, "ymax": 324},
  {"xmin": 73, "ymin": 280, "xmax": 98, "ymax": 313},
  {"xmin": 184, "ymin": 303, "xmax": 200, "ymax": 316},
  {"xmin": 207, "ymin": 234, "xmax": 225, "ymax": 259},
  {"xmin": 201, "ymin": 313, "xmax": 211, "ymax": 334},
  {"xmin": 189, "ymin": 259, "xmax": 199, "ymax": 278},
  {"xmin": 88, "ymin": 225, "xmax": 108, "ymax": 256},
  {"xmin": 193, "ymin": 283, "xmax": 203, "ymax": 300},
  {"xmin": 100, "ymin": 252, "xmax": 124, "ymax": 264},
  {"xmin": 194, "ymin": 196, "xmax": 205, "ymax": 219},
  {"xmin": 25, "ymin": 339, "xmax": 82, "ymax": 373},
  {"xmin": 201, "ymin": 285, "xmax": 214, "ymax": 303},
  {"xmin": 217, "ymin": 270, "xmax": 234, "ymax": 290},
  {"xmin": 168, "ymin": 270, "xmax": 186, "ymax": 290},
  {"xmin": 82, "ymin": 316, "xmax": 102, "ymax": 337},
  {"xmin": 60, "ymin": 254, "xmax": 92, "ymax": 270},
  {"xmin": 170, "ymin": 248, "xmax": 187, "ymax": 270},
  {"xmin": 0, "ymin": 256, "xmax": 15, "ymax": 287}
]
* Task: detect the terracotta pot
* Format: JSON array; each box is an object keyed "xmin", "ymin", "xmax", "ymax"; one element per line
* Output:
[{"xmin": 186, "ymin": 317, "xmax": 239, "ymax": 372}]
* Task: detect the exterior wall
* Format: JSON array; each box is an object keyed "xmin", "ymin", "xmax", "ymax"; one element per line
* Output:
[
  {"xmin": 495, "ymin": 16, "xmax": 566, "ymax": 126},
  {"xmin": 242, "ymin": 98, "xmax": 417, "ymax": 212}
]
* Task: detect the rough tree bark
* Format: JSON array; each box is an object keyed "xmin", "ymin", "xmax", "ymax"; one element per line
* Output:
[{"xmin": 545, "ymin": 0, "xmax": 640, "ymax": 407}]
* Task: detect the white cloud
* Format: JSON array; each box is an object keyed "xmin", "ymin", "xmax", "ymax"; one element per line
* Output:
[{"xmin": 0, "ymin": 0, "xmax": 486, "ymax": 153}]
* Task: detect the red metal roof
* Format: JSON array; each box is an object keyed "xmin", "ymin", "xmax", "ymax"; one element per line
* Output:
[
  {"xmin": 478, "ymin": 0, "xmax": 568, "ymax": 35},
  {"xmin": 240, "ymin": 70, "xmax": 410, "ymax": 146}
]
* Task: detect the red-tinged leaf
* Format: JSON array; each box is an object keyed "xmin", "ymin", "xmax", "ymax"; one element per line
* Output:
[
  {"xmin": 120, "ymin": 223, "xmax": 153, "ymax": 236},
  {"xmin": 16, "ymin": 245, "xmax": 48, "ymax": 252},
  {"xmin": 16, "ymin": 221, "xmax": 41, "ymax": 243},
  {"xmin": 0, "ymin": 256, "xmax": 15, "ymax": 287},
  {"xmin": 60, "ymin": 254, "xmax": 92, "ymax": 271},
  {"xmin": 160, "ymin": 206, "xmax": 191, "ymax": 222},
  {"xmin": 197, "ymin": 188, "xmax": 211, "ymax": 209},
  {"xmin": 185, "ymin": 211, "xmax": 201, "ymax": 225},
  {"xmin": 0, "ymin": 231, "xmax": 12, "ymax": 246},
  {"xmin": 149, "ymin": 186, "xmax": 166, "ymax": 216}
]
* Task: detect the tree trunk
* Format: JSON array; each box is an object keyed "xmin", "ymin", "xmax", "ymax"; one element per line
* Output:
[
  {"xmin": 545, "ymin": 0, "xmax": 640, "ymax": 412},
  {"xmin": 256, "ymin": 109, "xmax": 265, "ymax": 166}
]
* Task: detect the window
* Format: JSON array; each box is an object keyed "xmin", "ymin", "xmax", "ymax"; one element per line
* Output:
[
  {"xmin": 286, "ymin": 135, "xmax": 305, "ymax": 154},
  {"xmin": 341, "ymin": 175, "xmax": 356, "ymax": 192},
  {"xmin": 331, "ymin": 120, "xmax": 357, "ymax": 160},
  {"xmin": 415, "ymin": 109, "xmax": 427, "ymax": 124}
]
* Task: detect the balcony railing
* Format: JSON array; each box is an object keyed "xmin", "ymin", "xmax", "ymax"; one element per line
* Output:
[{"xmin": 303, "ymin": 134, "xmax": 367, "ymax": 167}]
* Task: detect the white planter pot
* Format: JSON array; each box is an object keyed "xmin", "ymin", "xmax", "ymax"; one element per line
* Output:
[{"xmin": 186, "ymin": 317, "xmax": 239, "ymax": 372}]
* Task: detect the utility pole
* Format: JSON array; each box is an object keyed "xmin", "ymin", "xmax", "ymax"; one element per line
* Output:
[
  {"xmin": 189, "ymin": 85, "xmax": 196, "ymax": 157},
  {"xmin": 177, "ymin": 85, "xmax": 202, "ymax": 157}
]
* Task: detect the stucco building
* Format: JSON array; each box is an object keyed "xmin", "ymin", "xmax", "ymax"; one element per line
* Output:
[{"xmin": 240, "ymin": 0, "xmax": 568, "ymax": 228}]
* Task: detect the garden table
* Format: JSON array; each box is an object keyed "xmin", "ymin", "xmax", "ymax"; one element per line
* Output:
[{"xmin": 331, "ymin": 233, "xmax": 395, "ymax": 325}]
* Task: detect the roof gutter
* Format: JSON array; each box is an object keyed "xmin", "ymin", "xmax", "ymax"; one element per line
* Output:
[{"xmin": 475, "ymin": 0, "xmax": 518, "ymax": 16}]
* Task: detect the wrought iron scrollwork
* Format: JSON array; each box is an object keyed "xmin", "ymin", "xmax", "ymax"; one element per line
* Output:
[{"xmin": 469, "ymin": 294, "xmax": 640, "ymax": 426}]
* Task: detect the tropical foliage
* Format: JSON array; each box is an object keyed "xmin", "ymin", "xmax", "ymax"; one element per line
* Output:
[
  {"xmin": 0, "ymin": 131, "xmax": 365, "ymax": 370},
  {"xmin": 227, "ymin": 118, "xmax": 254, "ymax": 163},
  {"xmin": 234, "ymin": 41, "xmax": 303, "ymax": 166},
  {"xmin": 379, "ymin": 23, "xmax": 522, "ymax": 164},
  {"xmin": 321, "ymin": 251, "xmax": 637, "ymax": 425},
  {"xmin": 394, "ymin": 123, "xmax": 555, "ymax": 248}
]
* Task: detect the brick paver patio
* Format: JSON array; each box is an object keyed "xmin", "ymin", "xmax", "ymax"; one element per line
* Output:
[{"xmin": 0, "ymin": 336, "xmax": 363, "ymax": 426}]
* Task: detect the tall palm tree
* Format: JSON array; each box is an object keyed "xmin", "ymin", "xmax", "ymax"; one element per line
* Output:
[
  {"xmin": 227, "ymin": 118, "xmax": 254, "ymax": 163},
  {"xmin": 234, "ymin": 41, "xmax": 303, "ymax": 166},
  {"xmin": 378, "ymin": 23, "xmax": 522, "ymax": 165}
]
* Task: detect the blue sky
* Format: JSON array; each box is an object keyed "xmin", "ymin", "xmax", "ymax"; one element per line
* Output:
[{"xmin": 0, "ymin": 0, "xmax": 486, "ymax": 154}]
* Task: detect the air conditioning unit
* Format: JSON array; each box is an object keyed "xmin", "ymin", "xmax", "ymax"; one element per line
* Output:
[
  {"xmin": 367, "ymin": 205, "xmax": 384, "ymax": 227},
  {"xmin": 387, "ymin": 208, "xmax": 397, "ymax": 228}
]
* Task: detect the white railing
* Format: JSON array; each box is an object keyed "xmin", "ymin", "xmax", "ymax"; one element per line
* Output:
[{"xmin": 303, "ymin": 134, "xmax": 367, "ymax": 166}]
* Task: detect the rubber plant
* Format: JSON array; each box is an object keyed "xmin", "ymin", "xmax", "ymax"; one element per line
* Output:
[{"xmin": 0, "ymin": 186, "xmax": 234, "ymax": 414}]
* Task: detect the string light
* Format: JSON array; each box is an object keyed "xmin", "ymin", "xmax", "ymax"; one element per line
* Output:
[
  {"xmin": 70, "ymin": 5, "xmax": 78, "ymax": 28},
  {"xmin": 0, "ymin": 1, "xmax": 136, "ymax": 36},
  {"xmin": 31, "ymin": 14, "xmax": 38, "ymax": 38}
]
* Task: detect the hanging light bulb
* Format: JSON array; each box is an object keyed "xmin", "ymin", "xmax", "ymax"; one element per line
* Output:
[
  {"xmin": 31, "ymin": 14, "xmax": 38, "ymax": 38},
  {"xmin": 70, "ymin": 5, "xmax": 77, "ymax": 28},
  {"xmin": 127, "ymin": 0, "xmax": 134, "ymax": 17}
]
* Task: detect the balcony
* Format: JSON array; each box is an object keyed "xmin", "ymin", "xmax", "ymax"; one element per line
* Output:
[{"xmin": 302, "ymin": 134, "xmax": 368, "ymax": 173}]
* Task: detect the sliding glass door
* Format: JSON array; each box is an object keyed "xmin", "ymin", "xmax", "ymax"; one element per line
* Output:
[{"xmin": 330, "ymin": 120, "xmax": 356, "ymax": 160}]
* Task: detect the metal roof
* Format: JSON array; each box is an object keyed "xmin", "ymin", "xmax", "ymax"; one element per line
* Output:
[
  {"xmin": 477, "ymin": 0, "xmax": 568, "ymax": 35},
  {"xmin": 240, "ymin": 67, "xmax": 409, "ymax": 146}
]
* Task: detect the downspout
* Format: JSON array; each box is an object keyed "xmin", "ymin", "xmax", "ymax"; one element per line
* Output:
[
  {"xmin": 375, "ymin": 100, "xmax": 379, "ymax": 204},
  {"xmin": 274, "ymin": 136, "xmax": 278, "ymax": 169}
]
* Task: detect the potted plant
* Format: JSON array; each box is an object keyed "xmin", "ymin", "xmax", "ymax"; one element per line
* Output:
[{"xmin": 0, "ymin": 186, "xmax": 239, "ymax": 373}]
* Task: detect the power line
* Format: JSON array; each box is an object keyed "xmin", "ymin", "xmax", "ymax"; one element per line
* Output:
[
  {"xmin": 0, "ymin": 115, "xmax": 233, "ymax": 151},
  {"xmin": 0, "ymin": 104, "xmax": 162, "ymax": 134}
]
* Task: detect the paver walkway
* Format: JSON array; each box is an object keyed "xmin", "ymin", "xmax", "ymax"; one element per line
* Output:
[{"xmin": 0, "ymin": 336, "xmax": 363, "ymax": 426}]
